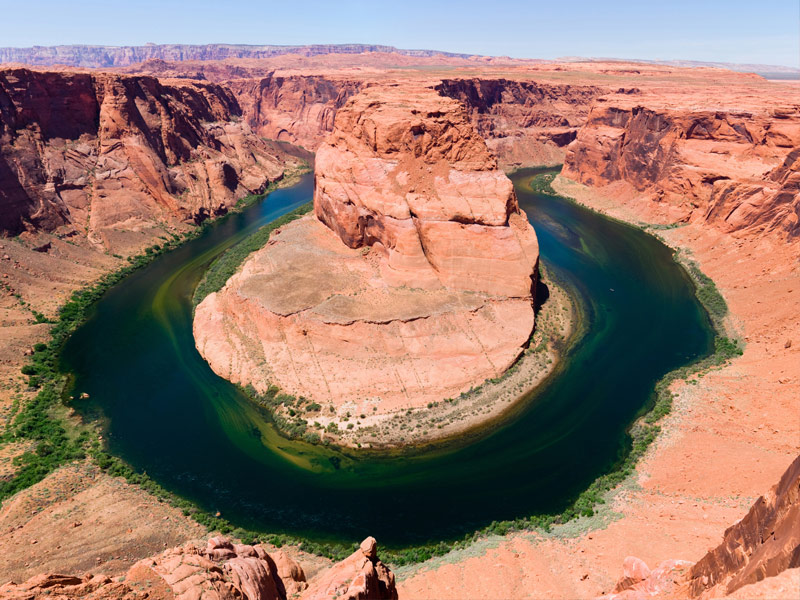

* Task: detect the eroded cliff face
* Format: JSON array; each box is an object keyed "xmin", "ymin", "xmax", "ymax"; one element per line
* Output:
[
  {"xmin": 194, "ymin": 84, "xmax": 539, "ymax": 424},
  {"xmin": 562, "ymin": 94, "xmax": 800, "ymax": 238},
  {"xmin": 436, "ymin": 78, "xmax": 604, "ymax": 168},
  {"xmin": 686, "ymin": 454, "xmax": 800, "ymax": 597},
  {"xmin": 607, "ymin": 455, "xmax": 800, "ymax": 599},
  {"xmin": 0, "ymin": 535, "xmax": 397, "ymax": 600},
  {"xmin": 0, "ymin": 68, "xmax": 298, "ymax": 253},
  {"xmin": 228, "ymin": 75, "xmax": 363, "ymax": 149}
]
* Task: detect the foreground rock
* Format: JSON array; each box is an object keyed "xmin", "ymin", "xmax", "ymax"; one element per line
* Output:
[
  {"xmin": 194, "ymin": 84, "xmax": 539, "ymax": 423},
  {"xmin": 0, "ymin": 535, "xmax": 396, "ymax": 600},
  {"xmin": 301, "ymin": 537, "xmax": 397, "ymax": 600}
]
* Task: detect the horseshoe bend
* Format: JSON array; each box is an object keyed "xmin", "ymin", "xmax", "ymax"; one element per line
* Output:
[
  {"xmin": 0, "ymin": 24, "xmax": 799, "ymax": 600},
  {"xmin": 193, "ymin": 85, "xmax": 544, "ymax": 444}
]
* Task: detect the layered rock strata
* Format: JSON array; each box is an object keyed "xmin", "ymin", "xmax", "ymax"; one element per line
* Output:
[
  {"xmin": 606, "ymin": 455, "xmax": 800, "ymax": 599},
  {"xmin": 228, "ymin": 75, "xmax": 363, "ymax": 149},
  {"xmin": 194, "ymin": 84, "xmax": 539, "ymax": 416},
  {"xmin": 562, "ymin": 93, "xmax": 800, "ymax": 238},
  {"xmin": 0, "ymin": 68, "xmax": 298, "ymax": 253},
  {"xmin": 436, "ymin": 78, "xmax": 604, "ymax": 168}
]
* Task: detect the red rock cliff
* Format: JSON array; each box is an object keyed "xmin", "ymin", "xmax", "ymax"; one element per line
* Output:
[
  {"xmin": 0, "ymin": 68, "xmax": 298, "ymax": 253},
  {"xmin": 436, "ymin": 78, "xmax": 604, "ymax": 168},
  {"xmin": 607, "ymin": 454, "xmax": 800, "ymax": 599},
  {"xmin": 228, "ymin": 74, "xmax": 363, "ymax": 149},
  {"xmin": 562, "ymin": 92, "xmax": 800, "ymax": 239}
]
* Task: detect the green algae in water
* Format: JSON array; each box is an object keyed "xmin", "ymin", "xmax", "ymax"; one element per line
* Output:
[{"xmin": 61, "ymin": 169, "xmax": 714, "ymax": 548}]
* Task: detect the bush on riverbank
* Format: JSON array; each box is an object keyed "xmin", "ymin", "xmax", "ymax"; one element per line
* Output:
[{"xmin": 193, "ymin": 201, "xmax": 313, "ymax": 307}]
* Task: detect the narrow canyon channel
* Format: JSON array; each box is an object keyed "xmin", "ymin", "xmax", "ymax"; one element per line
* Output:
[{"xmin": 61, "ymin": 168, "xmax": 714, "ymax": 548}]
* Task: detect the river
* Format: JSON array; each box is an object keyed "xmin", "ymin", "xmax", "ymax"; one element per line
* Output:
[{"xmin": 61, "ymin": 168, "xmax": 714, "ymax": 548}]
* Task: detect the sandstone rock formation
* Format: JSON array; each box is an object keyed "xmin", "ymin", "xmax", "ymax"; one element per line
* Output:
[
  {"xmin": 606, "ymin": 455, "xmax": 800, "ymax": 599},
  {"xmin": 562, "ymin": 92, "xmax": 800, "ymax": 238},
  {"xmin": 0, "ymin": 535, "xmax": 396, "ymax": 600},
  {"xmin": 301, "ymin": 537, "xmax": 397, "ymax": 600},
  {"xmin": 686, "ymin": 453, "xmax": 800, "ymax": 597},
  {"xmin": 0, "ymin": 67, "xmax": 298, "ymax": 253},
  {"xmin": 436, "ymin": 78, "xmax": 603, "ymax": 168},
  {"xmin": 194, "ymin": 84, "xmax": 539, "ymax": 419},
  {"xmin": 228, "ymin": 75, "xmax": 363, "ymax": 149}
]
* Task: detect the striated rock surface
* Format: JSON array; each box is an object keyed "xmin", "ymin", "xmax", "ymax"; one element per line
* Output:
[
  {"xmin": 606, "ymin": 455, "xmax": 800, "ymax": 599},
  {"xmin": 562, "ymin": 92, "xmax": 800, "ymax": 238},
  {"xmin": 228, "ymin": 75, "xmax": 363, "ymax": 149},
  {"xmin": 686, "ymin": 453, "xmax": 800, "ymax": 597},
  {"xmin": 0, "ymin": 67, "xmax": 297, "ymax": 253},
  {"xmin": 436, "ymin": 78, "xmax": 603, "ymax": 168},
  {"xmin": 0, "ymin": 535, "xmax": 395, "ymax": 600},
  {"xmin": 194, "ymin": 84, "xmax": 538, "ymax": 418}
]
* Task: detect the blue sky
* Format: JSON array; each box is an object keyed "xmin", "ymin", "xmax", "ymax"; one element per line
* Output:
[{"xmin": 2, "ymin": 0, "xmax": 798, "ymax": 67}]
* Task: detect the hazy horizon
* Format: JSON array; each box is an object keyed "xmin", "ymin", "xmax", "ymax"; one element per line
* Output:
[{"xmin": 2, "ymin": 0, "xmax": 798, "ymax": 68}]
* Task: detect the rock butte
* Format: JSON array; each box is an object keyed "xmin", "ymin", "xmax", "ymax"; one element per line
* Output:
[{"xmin": 193, "ymin": 84, "xmax": 539, "ymax": 413}]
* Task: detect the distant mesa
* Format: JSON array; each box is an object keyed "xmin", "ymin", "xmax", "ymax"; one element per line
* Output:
[{"xmin": 0, "ymin": 43, "xmax": 476, "ymax": 68}]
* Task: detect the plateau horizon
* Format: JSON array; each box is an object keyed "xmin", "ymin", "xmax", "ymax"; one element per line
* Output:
[{"xmin": 2, "ymin": 0, "xmax": 798, "ymax": 67}]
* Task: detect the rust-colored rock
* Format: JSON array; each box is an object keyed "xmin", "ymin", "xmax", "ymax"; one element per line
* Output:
[
  {"xmin": 228, "ymin": 74, "xmax": 363, "ymax": 149},
  {"xmin": 435, "ymin": 78, "xmax": 603, "ymax": 168},
  {"xmin": 687, "ymin": 454, "xmax": 800, "ymax": 596},
  {"xmin": 605, "ymin": 455, "xmax": 800, "ymax": 599},
  {"xmin": 0, "ymin": 535, "xmax": 398, "ymax": 600},
  {"xmin": 562, "ymin": 92, "xmax": 800, "ymax": 239},
  {"xmin": 606, "ymin": 558, "xmax": 694, "ymax": 599},
  {"xmin": 0, "ymin": 536, "xmax": 309, "ymax": 600},
  {"xmin": 300, "ymin": 536, "xmax": 397, "ymax": 600},
  {"xmin": 0, "ymin": 67, "xmax": 298, "ymax": 254},
  {"xmin": 194, "ymin": 84, "xmax": 539, "ymax": 419}
]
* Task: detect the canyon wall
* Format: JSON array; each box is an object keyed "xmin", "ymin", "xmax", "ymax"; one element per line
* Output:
[
  {"xmin": 228, "ymin": 75, "xmax": 363, "ymax": 149},
  {"xmin": 0, "ymin": 67, "xmax": 298, "ymax": 254},
  {"xmin": 562, "ymin": 94, "xmax": 800, "ymax": 239},
  {"xmin": 607, "ymin": 455, "xmax": 800, "ymax": 599},
  {"xmin": 686, "ymin": 454, "xmax": 800, "ymax": 597},
  {"xmin": 194, "ymin": 84, "xmax": 539, "ymax": 422},
  {"xmin": 436, "ymin": 78, "xmax": 604, "ymax": 168}
]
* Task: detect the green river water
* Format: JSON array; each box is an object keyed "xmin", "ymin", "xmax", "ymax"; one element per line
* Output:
[{"xmin": 62, "ymin": 168, "xmax": 714, "ymax": 548}]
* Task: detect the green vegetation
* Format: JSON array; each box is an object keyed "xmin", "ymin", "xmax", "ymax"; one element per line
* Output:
[
  {"xmin": 683, "ymin": 256, "xmax": 729, "ymax": 329},
  {"xmin": 193, "ymin": 201, "xmax": 313, "ymax": 307},
  {"xmin": 0, "ymin": 230, "xmax": 202, "ymax": 503},
  {"xmin": 527, "ymin": 170, "xmax": 558, "ymax": 195},
  {"xmin": 0, "ymin": 165, "xmax": 746, "ymax": 569}
]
